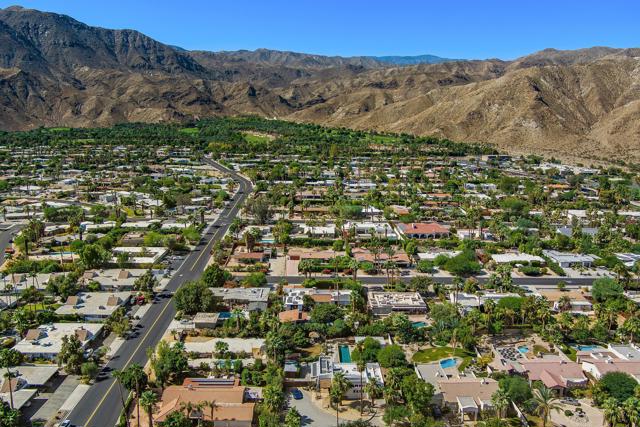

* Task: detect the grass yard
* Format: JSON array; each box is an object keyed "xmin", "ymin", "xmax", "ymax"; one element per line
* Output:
[
  {"xmin": 242, "ymin": 132, "xmax": 272, "ymax": 144},
  {"xmin": 300, "ymin": 344, "xmax": 323, "ymax": 358},
  {"xmin": 412, "ymin": 346, "xmax": 474, "ymax": 371},
  {"xmin": 179, "ymin": 127, "xmax": 200, "ymax": 135}
]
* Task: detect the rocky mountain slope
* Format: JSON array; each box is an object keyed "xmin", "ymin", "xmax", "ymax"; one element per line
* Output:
[{"xmin": 1, "ymin": 5, "xmax": 639, "ymax": 162}]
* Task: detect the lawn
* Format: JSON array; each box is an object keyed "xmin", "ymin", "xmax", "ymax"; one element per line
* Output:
[
  {"xmin": 179, "ymin": 127, "xmax": 199, "ymax": 135},
  {"xmin": 412, "ymin": 346, "xmax": 474, "ymax": 371},
  {"xmin": 242, "ymin": 132, "xmax": 272, "ymax": 144}
]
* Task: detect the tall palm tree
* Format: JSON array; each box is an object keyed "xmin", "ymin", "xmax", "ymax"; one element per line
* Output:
[
  {"xmin": 330, "ymin": 371, "xmax": 352, "ymax": 427},
  {"xmin": 531, "ymin": 386, "xmax": 562, "ymax": 427},
  {"xmin": 355, "ymin": 349, "xmax": 366, "ymax": 415},
  {"xmin": 202, "ymin": 400, "xmax": 218, "ymax": 424},
  {"xmin": 112, "ymin": 370, "xmax": 131, "ymax": 427},
  {"xmin": 603, "ymin": 397, "xmax": 623, "ymax": 427},
  {"xmin": 624, "ymin": 397, "xmax": 640, "ymax": 427},
  {"xmin": 364, "ymin": 378, "xmax": 382, "ymax": 409},
  {"xmin": 491, "ymin": 389, "xmax": 510, "ymax": 418},
  {"xmin": 139, "ymin": 390, "xmax": 158, "ymax": 427}
]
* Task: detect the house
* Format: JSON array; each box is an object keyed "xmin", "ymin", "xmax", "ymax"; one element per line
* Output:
[
  {"xmin": 367, "ymin": 292, "xmax": 427, "ymax": 316},
  {"xmin": 491, "ymin": 252, "xmax": 545, "ymax": 265},
  {"xmin": 542, "ymin": 250, "xmax": 598, "ymax": 268},
  {"xmin": 535, "ymin": 289, "xmax": 594, "ymax": 314},
  {"xmin": 520, "ymin": 359, "xmax": 588, "ymax": 395},
  {"xmin": 0, "ymin": 365, "xmax": 59, "ymax": 410},
  {"xmin": 615, "ymin": 253, "xmax": 640, "ymax": 268},
  {"xmin": 310, "ymin": 356, "xmax": 384, "ymax": 400},
  {"xmin": 153, "ymin": 378, "xmax": 255, "ymax": 427},
  {"xmin": 352, "ymin": 248, "xmax": 412, "ymax": 268},
  {"xmin": 345, "ymin": 222, "xmax": 398, "ymax": 240},
  {"xmin": 229, "ymin": 252, "xmax": 270, "ymax": 264},
  {"xmin": 193, "ymin": 313, "xmax": 221, "ymax": 329},
  {"xmin": 81, "ymin": 269, "xmax": 165, "ymax": 291},
  {"xmin": 396, "ymin": 222, "xmax": 450, "ymax": 239},
  {"xmin": 452, "ymin": 292, "xmax": 520, "ymax": 312},
  {"xmin": 55, "ymin": 292, "xmax": 131, "ymax": 320},
  {"xmin": 278, "ymin": 309, "xmax": 309, "ymax": 324},
  {"xmin": 209, "ymin": 288, "xmax": 270, "ymax": 310},
  {"xmin": 14, "ymin": 323, "xmax": 103, "ymax": 360},
  {"xmin": 111, "ymin": 246, "xmax": 168, "ymax": 265},
  {"xmin": 182, "ymin": 338, "xmax": 265, "ymax": 359},
  {"xmin": 438, "ymin": 378, "xmax": 499, "ymax": 422},
  {"xmin": 578, "ymin": 344, "xmax": 640, "ymax": 381},
  {"xmin": 283, "ymin": 287, "xmax": 352, "ymax": 310}
]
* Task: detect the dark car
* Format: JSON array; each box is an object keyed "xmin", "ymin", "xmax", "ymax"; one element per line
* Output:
[{"xmin": 291, "ymin": 388, "xmax": 303, "ymax": 400}]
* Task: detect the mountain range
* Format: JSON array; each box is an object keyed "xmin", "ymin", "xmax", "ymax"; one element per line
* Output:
[{"xmin": 1, "ymin": 5, "xmax": 639, "ymax": 162}]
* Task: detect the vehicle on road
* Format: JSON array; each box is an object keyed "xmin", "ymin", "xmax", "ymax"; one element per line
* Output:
[{"xmin": 291, "ymin": 388, "xmax": 303, "ymax": 400}]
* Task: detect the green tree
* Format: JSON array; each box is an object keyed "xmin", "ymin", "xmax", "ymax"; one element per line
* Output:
[
  {"xmin": 531, "ymin": 386, "xmax": 562, "ymax": 427},
  {"xmin": 201, "ymin": 264, "xmax": 232, "ymax": 287},
  {"xmin": 0, "ymin": 349, "xmax": 23, "ymax": 409},
  {"xmin": 592, "ymin": 277, "xmax": 624, "ymax": 302},
  {"xmin": 58, "ymin": 334, "xmax": 84, "ymax": 374},
  {"xmin": 284, "ymin": 407, "xmax": 302, "ymax": 427},
  {"xmin": 140, "ymin": 390, "xmax": 159, "ymax": 427},
  {"xmin": 174, "ymin": 281, "xmax": 218, "ymax": 314},
  {"xmin": 377, "ymin": 344, "xmax": 407, "ymax": 368}
]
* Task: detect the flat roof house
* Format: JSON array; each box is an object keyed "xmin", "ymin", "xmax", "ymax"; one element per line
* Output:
[
  {"xmin": 491, "ymin": 252, "xmax": 545, "ymax": 264},
  {"xmin": 310, "ymin": 355, "xmax": 384, "ymax": 400},
  {"xmin": 396, "ymin": 222, "xmax": 450, "ymax": 240},
  {"xmin": 55, "ymin": 292, "xmax": 131, "ymax": 320},
  {"xmin": 542, "ymin": 250, "xmax": 598, "ymax": 268},
  {"xmin": 209, "ymin": 287, "xmax": 270, "ymax": 311},
  {"xmin": 368, "ymin": 292, "xmax": 427, "ymax": 316},
  {"xmin": 438, "ymin": 378, "xmax": 499, "ymax": 422},
  {"xmin": 15, "ymin": 323, "xmax": 103, "ymax": 360},
  {"xmin": 283, "ymin": 287, "xmax": 352, "ymax": 310}
]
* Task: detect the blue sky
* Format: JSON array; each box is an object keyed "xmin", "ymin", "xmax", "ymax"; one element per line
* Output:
[{"xmin": 1, "ymin": 0, "xmax": 638, "ymax": 59}]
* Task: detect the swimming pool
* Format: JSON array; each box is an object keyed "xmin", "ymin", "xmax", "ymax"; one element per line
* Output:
[
  {"xmin": 339, "ymin": 345, "xmax": 352, "ymax": 363},
  {"xmin": 439, "ymin": 358, "xmax": 457, "ymax": 369},
  {"xmin": 574, "ymin": 344, "xmax": 599, "ymax": 351},
  {"xmin": 517, "ymin": 345, "xmax": 529, "ymax": 354},
  {"xmin": 412, "ymin": 321, "xmax": 427, "ymax": 329}
]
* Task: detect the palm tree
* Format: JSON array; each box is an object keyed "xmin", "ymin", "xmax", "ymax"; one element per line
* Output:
[
  {"xmin": 330, "ymin": 371, "xmax": 352, "ymax": 427},
  {"xmin": 364, "ymin": 378, "xmax": 382, "ymax": 409},
  {"xmin": 603, "ymin": 397, "xmax": 623, "ymax": 427},
  {"xmin": 349, "ymin": 258, "xmax": 359, "ymax": 281},
  {"xmin": 355, "ymin": 350, "xmax": 366, "ymax": 415},
  {"xmin": 491, "ymin": 389, "xmax": 510, "ymax": 418},
  {"xmin": 112, "ymin": 370, "xmax": 131, "ymax": 427},
  {"xmin": 624, "ymin": 397, "xmax": 640, "ymax": 427},
  {"xmin": 139, "ymin": 390, "xmax": 158, "ymax": 427},
  {"xmin": 203, "ymin": 400, "xmax": 218, "ymax": 424},
  {"xmin": 231, "ymin": 308, "xmax": 243, "ymax": 331},
  {"xmin": 531, "ymin": 386, "xmax": 562, "ymax": 427}
]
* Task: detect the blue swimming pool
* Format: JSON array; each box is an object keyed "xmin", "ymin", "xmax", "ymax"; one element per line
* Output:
[
  {"xmin": 412, "ymin": 321, "xmax": 427, "ymax": 329},
  {"xmin": 574, "ymin": 345, "xmax": 599, "ymax": 351},
  {"xmin": 218, "ymin": 312, "xmax": 231, "ymax": 319},
  {"xmin": 339, "ymin": 345, "xmax": 351, "ymax": 363},
  {"xmin": 517, "ymin": 345, "xmax": 529, "ymax": 354},
  {"xmin": 439, "ymin": 358, "xmax": 457, "ymax": 369}
]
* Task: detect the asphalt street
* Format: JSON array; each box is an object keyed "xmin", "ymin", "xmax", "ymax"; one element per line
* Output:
[
  {"xmin": 67, "ymin": 159, "xmax": 252, "ymax": 427},
  {"xmin": 264, "ymin": 274, "xmax": 598, "ymax": 288}
]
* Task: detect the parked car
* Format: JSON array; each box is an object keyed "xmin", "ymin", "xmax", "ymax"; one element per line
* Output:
[{"xmin": 291, "ymin": 388, "xmax": 303, "ymax": 400}]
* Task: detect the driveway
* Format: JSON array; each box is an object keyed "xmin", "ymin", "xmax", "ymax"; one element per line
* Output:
[
  {"xmin": 549, "ymin": 399, "xmax": 603, "ymax": 427},
  {"xmin": 287, "ymin": 389, "xmax": 338, "ymax": 427},
  {"xmin": 287, "ymin": 389, "xmax": 382, "ymax": 427}
]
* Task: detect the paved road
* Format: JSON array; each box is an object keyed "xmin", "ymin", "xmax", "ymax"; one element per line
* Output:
[
  {"xmin": 0, "ymin": 223, "xmax": 21, "ymax": 266},
  {"xmin": 265, "ymin": 274, "xmax": 597, "ymax": 288},
  {"xmin": 67, "ymin": 159, "xmax": 252, "ymax": 427}
]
